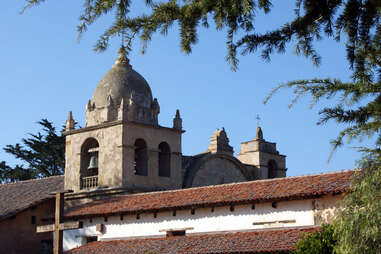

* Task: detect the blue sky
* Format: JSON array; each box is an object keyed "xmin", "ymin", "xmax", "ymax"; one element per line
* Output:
[{"xmin": 1, "ymin": 0, "xmax": 367, "ymax": 176}]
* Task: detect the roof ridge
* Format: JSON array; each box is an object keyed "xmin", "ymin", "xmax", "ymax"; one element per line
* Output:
[
  {"xmin": 0, "ymin": 175, "xmax": 64, "ymax": 187},
  {"xmin": 114, "ymin": 169, "xmax": 356, "ymax": 199},
  {"xmin": 237, "ymin": 169, "xmax": 356, "ymax": 184}
]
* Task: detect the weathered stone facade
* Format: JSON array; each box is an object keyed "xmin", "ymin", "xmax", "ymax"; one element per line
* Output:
[
  {"xmin": 64, "ymin": 48, "xmax": 185, "ymax": 196},
  {"xmin": 238, "ymin": 127, "xmax": 286, "ymax": 178},
  {"xmin": 64, "ymin": 121, "xmax": 183, "ymax": 192},
  {"xmin": 207, "ymin": 128, "xmax": 234, "ymax": 156},
  {"xmin": 63, "ymin": 48, "xmax": 287, "ymax": 201},
  {"xmin": 312, "ymin": 193, "xmax": 344, "ymax": 225}
]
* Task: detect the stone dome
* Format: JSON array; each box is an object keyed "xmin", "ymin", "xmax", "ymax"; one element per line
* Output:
[{"xmin": 92, "ymin": 50, "xmax": 153, "ymax": 109}]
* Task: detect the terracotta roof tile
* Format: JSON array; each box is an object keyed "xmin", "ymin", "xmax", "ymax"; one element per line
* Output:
[
  {"xmin": 65, "ymin": 170, "xmax": 354, "ymax": 219},
  {"xmin": 66, "ymin": 227, "xmax": 320, "ymax": 254},
  {"xmin": 0, "ymin": 176, "xmax": 64, "ymax": 221}
]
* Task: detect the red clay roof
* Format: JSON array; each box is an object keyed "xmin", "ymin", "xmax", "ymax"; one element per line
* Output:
[
  {"xmin": 65, "ymin": 170, "xmax": 354, "ymax": 219},
  {"xmin": 66, "ymin": 227, "xmax": 320, "ymax": 254}
]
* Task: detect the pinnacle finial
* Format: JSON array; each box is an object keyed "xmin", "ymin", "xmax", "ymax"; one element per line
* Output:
[
  {"xmin": 175, "ymin": 109, "xmax": 181, "ymax": 118},
  {"xmin": 173, "ymin": 109, "xmax": 182, "ymax": 130},
  {"xmin": 66, "ymin": 111, "xmax": 75, "ymax": 131},
  {"xmin": 114, "ymin": 46, "xmax": 131, "ymax": 67},
  {"xmin": 256, "ymin": 126, "xmax": 263, "ymax": 140},
  {"xmin": 107, "ymin": 94, "xmax": 114, "ymax": 107},
  {"xmin": 86, "ymin": 100, "xmax": 93, "ymax": 111},
  {"xmin": 68, "ymin": 111, "xmax": 73, "ymax": 121}
]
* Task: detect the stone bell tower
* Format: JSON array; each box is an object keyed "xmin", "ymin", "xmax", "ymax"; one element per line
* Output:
[
  {"xmin": 237, "ymin": 126, "xmax": 286, "ymax": 179},
  {"xmin": 64, "ymin": 47, "xmax": 184, "ymax": 193}
]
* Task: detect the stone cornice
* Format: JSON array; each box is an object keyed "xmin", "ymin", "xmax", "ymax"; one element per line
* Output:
[{"xmin": 63, "ymin": 120, "xmax": 185, "ymax": 136}]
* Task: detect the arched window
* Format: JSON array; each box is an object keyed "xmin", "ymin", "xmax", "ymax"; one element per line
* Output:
[
  {"xmin": 134, "ymin": 139, "xmax": 148, "ymax": 176},
  {"xmin": 158, "ymin": 142, "xmax": 171, "ymax": 177},
  {"xmin": 268, "ymin": 160, "xmax": 278, "ymax": 179},
  {"xmin": 80, "ymin": 138, "xmax": 99, "ymax": 189}
]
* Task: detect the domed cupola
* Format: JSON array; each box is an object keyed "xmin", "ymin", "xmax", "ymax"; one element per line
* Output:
[
  {"xmin": 86, "ymin": 47, "xmax": 160, "ymax": 127},
  {"xmin": 92, "ymin": 48, "xmax": 153, "ymax": 109}
]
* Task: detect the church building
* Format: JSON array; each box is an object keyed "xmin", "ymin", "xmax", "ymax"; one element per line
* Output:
[
  {"xmin": 56, "ymin": 48, "xmax": 352, "ymax": 253},
  {"xmin": 63, "ymin": 47, "xmax": 286, "ymax": 200},
  {"xmin": 0, "ymin": 47, "xmax": 354, "ymax": 254}
]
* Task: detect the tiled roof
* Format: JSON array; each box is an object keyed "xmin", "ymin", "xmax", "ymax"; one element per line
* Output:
[
  {"xmin": 0, "ymin": 175, "xmax": 64, "ymax": 221},
  {"xmin": 65, "ymin": 170, "xmax": 354, "ymax": 219},
  {"xmin": 67, "ymin": 227, "xmax": 320, "ymax": 254}
]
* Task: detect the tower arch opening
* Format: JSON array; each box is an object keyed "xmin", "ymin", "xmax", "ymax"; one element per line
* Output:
[
  {"xmin": 268, "ymin": 160, "xmax": 278, "ymax": 179},
  {"xmin": 80, "ymin": 138, "xmax": 99, "ymax": 189},
  {"xmin": 158, "ymin": 142, "xmax": 171, "ymax": 177},
  {"xmin": 134, "ymin": 139, "xmax": 148, "ymax": 176}
]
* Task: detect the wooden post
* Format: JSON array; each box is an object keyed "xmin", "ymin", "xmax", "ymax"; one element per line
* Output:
[
  {"xmin": 36, "ymin": 190, "xmax": 81, "ymax": 254},
  {"xmin": 54, "ymin": 192, "xmax": 64, "ymax": 254}
]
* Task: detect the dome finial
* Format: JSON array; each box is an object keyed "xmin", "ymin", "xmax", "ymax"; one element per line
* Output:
[{"xmin": 114, "ymin": 46, "xmax": 131, "ymax": 68}]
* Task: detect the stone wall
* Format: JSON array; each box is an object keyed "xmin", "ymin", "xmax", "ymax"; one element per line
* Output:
[
  {"xmin": 191, "ymin": 157, "xmax": 246, "ymax": 187},
  {"xmin": 237, "ymin": 138, "xmax": 286, "ymax": 178},
  {"xmin": 122, "ymin": 123, "xmax": 182, "ymax": 190},
  {"xmin": 64, "ymin": 123, "xmax": 123, "ymax": 192},
  {"xmin": 64, "ymin": 121, "xmax": 183, "ymax": 193},
  {"xmin": 313, "ymin": 194, "xmax": 344, "ymax": 225}
]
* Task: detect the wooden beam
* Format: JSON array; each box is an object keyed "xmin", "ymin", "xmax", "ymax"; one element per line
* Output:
[
  {"xmin": 37, "ymin": 221, "xmax": 82, "ymax": 233},
  {"xmin": 36, "ymin": 224, "xmax": 55, "ymax": 233},
  {"xmin": 252, "ymin": 219, "xmax": 296, "ymax": 226}
]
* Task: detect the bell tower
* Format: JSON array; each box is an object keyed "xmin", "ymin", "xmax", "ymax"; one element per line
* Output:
[
  {"xmin": 237, "ymin": 126, "xmax": 286, "ymax": 179},
  {"xmin": 64, "ymin": 48, "xmax": 184, "ymax": 193}
]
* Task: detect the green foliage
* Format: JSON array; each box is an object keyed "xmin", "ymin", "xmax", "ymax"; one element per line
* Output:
[
  {"xmin": 264, "ymin": 23, "xmax": 381, "ymax": 155},
  {"xmin": 0, "ymin": 161, "xmax": 36, "ymax": 182},
  {"xmin": 294, "ymin": 157, "xmax": 381, "ymax": 254},
  {"xmin": 0, "ymin": 119, "xmax": 65, "ymax": 183},
  {"xmin": 334, "ymin": 155, "xmax": 381, "ymax": 254},
  {"xmin": 294, "ymin": 224, "xmax": 337, "ymax": 254},
  {"xmin": 23, "ymin": 1, "xmax": 380, "ymax": 72}
]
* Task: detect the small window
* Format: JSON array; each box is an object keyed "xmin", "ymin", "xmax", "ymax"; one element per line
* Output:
[
  {"xmin": 86, "ymin": 236, "xmax": 98, "ymax": 243},
  {"xmin": 31, "ymin": 216, "xmax": 36, "ymax": 225},
  {"xmin": 167, "ymin": 230, "xmax": 186, "ymax": 237}
]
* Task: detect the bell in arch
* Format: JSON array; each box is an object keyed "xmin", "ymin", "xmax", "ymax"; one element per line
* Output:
[{"xmin": 88, "ymin": 154, "xmax": 98, "ymax": 170}]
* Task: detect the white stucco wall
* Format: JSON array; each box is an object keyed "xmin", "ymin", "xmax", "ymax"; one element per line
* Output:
[{"xmin": 63, "ymin": 199, "xmax": 315, "ymax": 251}]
